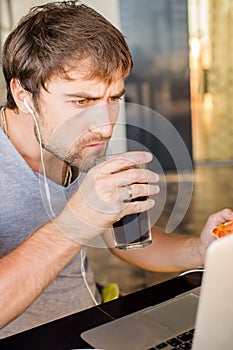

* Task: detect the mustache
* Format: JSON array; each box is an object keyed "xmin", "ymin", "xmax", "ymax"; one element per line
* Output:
[
  {"xmin": 41, "ymin": 132, "xmax": 110, "ymax": 150},
  {"xmin": 78, "ymin": 134, "xmax": 110, "ymax": 147}
]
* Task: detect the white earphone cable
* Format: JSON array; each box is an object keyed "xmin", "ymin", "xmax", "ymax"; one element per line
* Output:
[
  {"xmin": 80, "ymin": 249, "xmax": 99, "ymax": 305},
  {"xmin": 24, "ymin": 99, "xmax": 99, "ymax": 305},
  {"xmin": 23, "ymin": 99, "xmax": 53, "ymax": 215},
  {"xmin": 179, "ymin": 268, "xmax": 205, "ymax": 276}
]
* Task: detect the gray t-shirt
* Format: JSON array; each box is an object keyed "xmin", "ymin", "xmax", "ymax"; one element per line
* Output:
[{"xmin": 0, "ymin": 128, "xmax": 101, "ymax": 338}]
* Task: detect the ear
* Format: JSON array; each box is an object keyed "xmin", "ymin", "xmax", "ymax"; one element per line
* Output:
[{"xmin": 10, "ymin": 78, "xmax": 32, "ymax": 114}]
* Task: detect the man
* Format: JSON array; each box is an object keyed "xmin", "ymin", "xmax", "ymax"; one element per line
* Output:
[{"xmin": 0, "ymin": 0, "xmax": 232, "ymax": 339}]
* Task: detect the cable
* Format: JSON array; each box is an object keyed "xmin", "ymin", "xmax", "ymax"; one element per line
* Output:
[
  {"xmin": 24, "ymin": 99, "xmax": 54, "ymax": 216},
  {"xmin": 179, "ymin": 268, "xmax": 205, "ymax": 276},
  {"xmin": 80, "ymin": 249, "xmax": 99, "ymax": 305},
  {"xmin": 32, "ymin": 117, "xmax": 54, "ymax": 216},
  {"xmin": 25, "ymin": 99, "xmax": 99, "ymax": 306}
]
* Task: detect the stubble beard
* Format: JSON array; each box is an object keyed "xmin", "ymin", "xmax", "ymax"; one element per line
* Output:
[
  {"xmin": 34, "ymin": 124, "xmax": 109, "ymax": 172},
  {"xmin": 64, "ymin": 143, "xmax": 108, "ymax": 172}
]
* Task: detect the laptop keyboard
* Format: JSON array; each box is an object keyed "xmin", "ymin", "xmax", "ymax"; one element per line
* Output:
[{"xmin": 147, "ymin": 328, "xmax": 194, "ymax": 349}]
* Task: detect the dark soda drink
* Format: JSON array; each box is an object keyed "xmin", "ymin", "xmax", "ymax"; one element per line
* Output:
[{"xmin": 112, "ymin": 196, "xmax": 152, "ymax": 250}]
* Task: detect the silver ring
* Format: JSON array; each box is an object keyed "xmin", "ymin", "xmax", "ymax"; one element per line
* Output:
[{"xmin": 128, "ymin": 186, "xmax": 133, "ymax": 199}]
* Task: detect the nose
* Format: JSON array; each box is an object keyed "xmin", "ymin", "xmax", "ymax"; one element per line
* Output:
[
  {"xmin": 89, "ymin": 103, "xmax": 118, "ymax": 137},
  {"xmin": 89, "ymin": 122, "xmax": 113, "ymax": 138}
]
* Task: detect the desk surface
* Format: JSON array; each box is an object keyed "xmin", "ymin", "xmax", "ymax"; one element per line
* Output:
[{"xmin": 0, "ymin": 271, "xmax": 202, "ymax": 350}]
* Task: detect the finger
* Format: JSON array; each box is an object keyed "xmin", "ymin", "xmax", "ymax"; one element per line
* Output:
[
  {"xmin": 95, "ymin": 151, "xmax": 152, "ymax": 174},
  {"xmin": 203, "ymin": 209, "xmax": 233, "ymax": 236},
  {"xmin": 208, "ymin": 208, "xmax": 233, "ymax": 227},
  {"xmin": 117, "ymin": 186, "xmax": 134, "ymax": 201},
  {"xmin": 119, "ymin": 168, "xmax": 159, "ymax": 186},
  {"xmin": 118, "ymin": 183, "xmax": 160, "ymax": 201},
  {"xmin": 107, "ymin": 168, "xmax": 159, "ymax": 190},
  {"xmin": 122, "ymin": 197, "xmax": 155, "ymax": 216},
  {"xmin": 220, "ymin": 208, "xmax": 233, "ymax": 221}
]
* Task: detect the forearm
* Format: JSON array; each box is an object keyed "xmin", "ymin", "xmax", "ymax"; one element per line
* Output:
[
  {"xmin": 111, "ymin": 228, "xmax": 203, "ymax": 273},
  {"xmin": 0, "ymin": 221, "xmax": 81, "ymax": 329}
]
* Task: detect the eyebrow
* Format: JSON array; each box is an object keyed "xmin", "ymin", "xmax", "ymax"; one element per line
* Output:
[{"xmin": 64, "ymin": 88, "xmax": 126, "ymax": 100}]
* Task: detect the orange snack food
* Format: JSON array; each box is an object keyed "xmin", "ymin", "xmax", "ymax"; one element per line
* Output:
[{"xmin": 212, "ymin": 221, "xmax": 233, "ymax": 238}]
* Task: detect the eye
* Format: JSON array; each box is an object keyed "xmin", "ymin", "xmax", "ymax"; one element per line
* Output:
[
  {"xmin": 108, "ymin": 96, "xmax": 122, "ymax": 103},
  {"xmin": 71, "ymin": 99, "xmax": 92, "ymax": 107},
  {"xmin": 76, "ymin": 99, "xmax": 88, "ymax": 105}
]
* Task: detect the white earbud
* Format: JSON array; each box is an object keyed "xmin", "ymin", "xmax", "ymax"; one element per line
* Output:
[{"xmin": 23, "ymin": 98, "xmax": 34, "ymax": 115}]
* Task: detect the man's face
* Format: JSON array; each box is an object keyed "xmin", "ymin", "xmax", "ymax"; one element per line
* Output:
[{"xmin": 34, "ymin": 69, "xmax": 125, "ymax": 171}]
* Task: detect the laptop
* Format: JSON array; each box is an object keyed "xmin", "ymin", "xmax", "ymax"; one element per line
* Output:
[{"xmin": 81, "ymin": 233, "xmax": 233, "ymax": 350}]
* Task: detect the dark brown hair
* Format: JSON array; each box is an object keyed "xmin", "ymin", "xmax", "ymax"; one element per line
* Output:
[{"xmin": 2, "ymin": 0, "xmax": 133, "ymax": 109}]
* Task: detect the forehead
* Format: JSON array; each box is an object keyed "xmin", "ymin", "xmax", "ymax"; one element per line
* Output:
[{"xmin": 45, "ymin": 67, "xmax": 125, "ymax": 96}]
